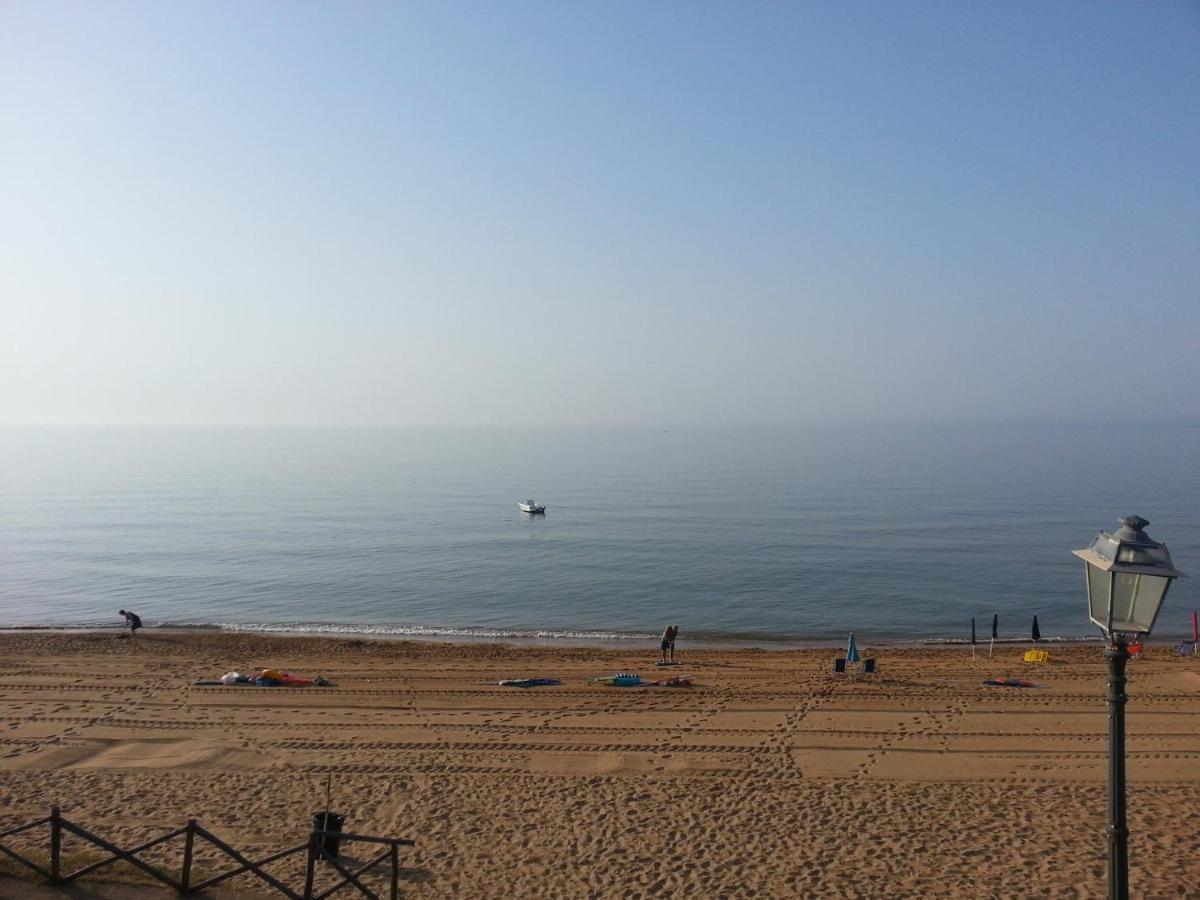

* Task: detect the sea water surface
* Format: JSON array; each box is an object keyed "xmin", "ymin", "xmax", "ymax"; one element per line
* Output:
[{"xmin": 0, "ymin": 425, "xmax": 1197, "ymax": 643}]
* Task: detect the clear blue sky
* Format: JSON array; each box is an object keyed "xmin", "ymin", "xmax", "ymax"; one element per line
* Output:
[{"xmin": 2, "ymin": 2, "xmax": 1197, "ymax": 426}]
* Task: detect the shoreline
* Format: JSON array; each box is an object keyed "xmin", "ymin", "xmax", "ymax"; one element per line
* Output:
[{"xmin": 0, "ymin": 623, "xmax": 1112, "ymax": 652}]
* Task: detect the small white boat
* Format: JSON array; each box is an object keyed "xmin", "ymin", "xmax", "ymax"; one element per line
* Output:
[{"xmin": 518, "ymin": 500, "xmax": 546, "ymax": 514}]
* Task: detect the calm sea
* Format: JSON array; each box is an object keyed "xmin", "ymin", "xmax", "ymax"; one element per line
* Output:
[{"xmin": 0, "ymin": 425, "xmax": 1196, "ymax": 644}]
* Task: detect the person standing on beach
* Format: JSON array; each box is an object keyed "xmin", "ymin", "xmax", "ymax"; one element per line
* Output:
[
  {"xmin": 118, "ymin": 609, "xmax": 142, "ymax": 638},
  {"xmin": 660, "ymin": 625, "xmax": 675, "ymax": 663}
]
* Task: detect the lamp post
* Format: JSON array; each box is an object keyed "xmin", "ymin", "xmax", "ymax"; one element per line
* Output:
[{"xmin": 1073, "ymin": 515, "xmax": 1185, "ymax": 900}]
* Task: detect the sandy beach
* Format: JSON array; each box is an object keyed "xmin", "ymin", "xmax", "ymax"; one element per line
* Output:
[{"xmin": 2, "ymin": 631, "xmax": 1199, "ymax": 898}]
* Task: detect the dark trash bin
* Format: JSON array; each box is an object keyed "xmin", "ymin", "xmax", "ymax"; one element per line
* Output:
[{"xmin": 312, "ymin": 811, "xmax": 345, "ymax": 859}]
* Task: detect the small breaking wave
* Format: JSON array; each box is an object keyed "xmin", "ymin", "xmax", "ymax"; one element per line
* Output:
[
  {"xmin": 204, "ymin": 622, "xmax": 659, "ymax": 641},
  {"xmin": 921, "ymin": 634, "xmax": 1100, "ymax": 645}
]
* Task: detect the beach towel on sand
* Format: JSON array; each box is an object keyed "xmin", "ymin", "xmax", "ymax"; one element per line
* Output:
[
  {"xmin": 497, "ymin": 678, "xmax": 563, "ymax": 688},
  {"xmin": 646, "ymin": 675, "xmax": 695, "ymax": 687},
  {"xmin": 984, "ymin": 677, "xmax": 1039, "ymax": 688},
  {"xmin": 590, "ymin": 674, "xmax": 696, "ymax": 687},
  {"xmin": 591, "ymin": 673, "xmax": 644, "ymax": 686},
  {"xmin": 194, "ymin": 671, "xmax": 332, "ymax": 687}
]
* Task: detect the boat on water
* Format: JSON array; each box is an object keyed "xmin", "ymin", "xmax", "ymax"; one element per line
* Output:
[{"xmin": 518, "ymin": 501, "xmax": 546, "ymax": 514}]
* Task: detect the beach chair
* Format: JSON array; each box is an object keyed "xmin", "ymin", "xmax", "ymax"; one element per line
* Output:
[
  {"xmin": 862, "ymin": 658, "xmax": 878, "ymax": 675},
  {"xmin": 833, "ymin": 657, "xmax": 847, "ymax": 674},
  {"xmin": 1177, "ymin": 641, "xmax": 1196, "ymax": 657},
  {"xmin": 1023, "ymin": 649, "xmax": 1050, "ymax": 664}
]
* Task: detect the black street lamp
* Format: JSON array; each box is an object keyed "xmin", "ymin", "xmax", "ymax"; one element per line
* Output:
[{"xmin": 1073, "ymin": 515, "xmax": 1185, "ymax": 900}]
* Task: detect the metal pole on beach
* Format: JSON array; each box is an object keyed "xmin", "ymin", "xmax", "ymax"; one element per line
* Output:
[{"xmin": 1105, "ymin": 637, "xmax": 1130, "ymax": 900}]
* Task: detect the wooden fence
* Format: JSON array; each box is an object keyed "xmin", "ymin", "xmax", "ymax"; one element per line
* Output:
[{"xmin": 0, "ymin": 807, "xmax": 414, "ymax": 899}]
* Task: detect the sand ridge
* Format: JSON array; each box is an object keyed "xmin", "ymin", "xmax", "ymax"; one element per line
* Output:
[{"xmin": 1, "ymin": 631, "xmax": 1199, "ymax": 897}]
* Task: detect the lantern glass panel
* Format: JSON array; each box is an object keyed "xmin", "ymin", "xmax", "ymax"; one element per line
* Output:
[
  {"xmin": 1109, "ymin": 572, "xmax": 1170, "ymax": 634},
  {"xmin": 1086, "ymin": 564, "xmax": 1112, "ymax": 629},
  {"xmin": 1115, "ymin": 546, "xmax": 1170, "ymax": 566}
]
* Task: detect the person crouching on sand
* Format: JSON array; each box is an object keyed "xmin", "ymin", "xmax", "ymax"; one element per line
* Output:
[{"xmin": 118, "ymin": 609, "xmax": 142, "ymax": 638}]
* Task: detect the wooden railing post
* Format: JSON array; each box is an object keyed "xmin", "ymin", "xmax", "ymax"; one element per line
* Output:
[
  {"xmin": 49, "ymin": 806, "xmax": 61, "ymax": 883},
  {"xmin": 303, "ymin": 832, "xmax": 316, "ymax": 900},
  {"xmin": 181, "ymin": 819, "xmax": 196, "ymax": 894},
  {"xmin": 15, "ymin": 806, "xmax": 409, "ymax": 898}
]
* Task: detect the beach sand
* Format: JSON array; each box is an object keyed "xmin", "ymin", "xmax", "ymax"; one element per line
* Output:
[{"xmin": 2, "ymin": 631, "xmax": 1199, "ymax": 898}]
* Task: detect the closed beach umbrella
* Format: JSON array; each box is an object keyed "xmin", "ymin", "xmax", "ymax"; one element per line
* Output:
[
  {"xmin": 1193, "ymin": 610, "xmax": 1198, "ymax": 644},
  {"xmin": 971, "ymin": 618, "xmax": 977, "ymax": 646},
  {"xmin": 846, "ymin": 633, "xmax": 860, "ymax": 664},
  {"xmin": 991, "ymin": 613, "xmax": 998, "ymax": 640},
  {"xmin": 1032, "ymin": 615, "xmax": 1041, "ymax": 642}
]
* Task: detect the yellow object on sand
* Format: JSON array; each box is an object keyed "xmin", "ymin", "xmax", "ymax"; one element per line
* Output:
[
  {"xmin": 260, "ymin": 668, "xmax": 285, "ymax": 680},
  {"xmin": 1023, "ymin": 650, "xmax": 1050, "ymax": 664}
]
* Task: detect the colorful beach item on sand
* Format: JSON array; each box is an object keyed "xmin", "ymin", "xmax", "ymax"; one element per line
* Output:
[
  {"xmin": 255, "ymin": 668, "xmax": 330, "ymax": 686},
  {"xmin": 497, "ymin": 678, "xmax": 562, "ymax": 688},
  {"xmin": 984, "ymin": 677, "xmax": 1039, "ymax": 688},
  {"xmin": 1181, "ymin": 611, "xmax": 1200, "ymax": 656},
  {"xmin": 591, "ymin": 673, "xmax": 644, "ymax": 686},
  {"xmin": 646, "ymin": 675, "xmax": 695, "ymax": 687},
  {"xmin": 193, "ymin": 670, "xmax": 332, "ymax": 687},
  {"xmin": 591, "ymin": 673, "xmax": 694, "ymax": 687},
  {"xmin": 846, "ymin": 633, "xmax": 860, "ymax": 664}
]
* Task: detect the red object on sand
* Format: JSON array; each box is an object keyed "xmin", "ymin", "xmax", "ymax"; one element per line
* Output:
[{"xmin": 649, "ymin": 675, "xmax": 694, "ymax": 687}]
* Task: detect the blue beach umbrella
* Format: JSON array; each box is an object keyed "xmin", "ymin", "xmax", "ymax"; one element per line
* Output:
[{"xmin": 846, "ymin": 633, "xmax": 860, "ymax": 664}]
